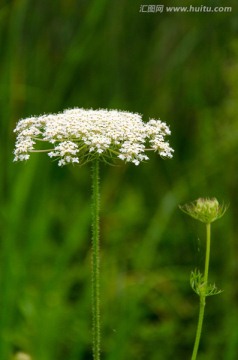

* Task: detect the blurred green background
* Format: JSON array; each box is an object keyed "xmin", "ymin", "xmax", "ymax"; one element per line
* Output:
[{"xmin": 1, "ymin": 0, "xmax": 238, "ymax": 359}]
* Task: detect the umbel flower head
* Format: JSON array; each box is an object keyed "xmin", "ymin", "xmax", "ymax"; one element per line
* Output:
[
  {"xmin": 13, "ymin": 108, "xmax": 174, "ymax": 166},
  {"xmin": 179, "ymin": 198, "xmax": 228, "ymax": 224}
]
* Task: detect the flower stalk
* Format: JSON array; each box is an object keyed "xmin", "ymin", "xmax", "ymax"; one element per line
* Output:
[
  {"xmin": 191, "ymin": 223, "xmax": 211, "ymax": 360},
  {"xmin": 91, "ymin": 158, "xmax": 101, "ymax": 360},
  {"xmin": 180, "ymin": 198, "xmax": 227, "ymax": 360},
  {"xmin": 13, "ymin": 108, "xmax": 173, "ymax": 360}
]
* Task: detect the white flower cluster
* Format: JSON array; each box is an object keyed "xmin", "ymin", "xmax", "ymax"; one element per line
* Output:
[{"xmin": 14, "ymin": 108, "xmax": 174, "ymax": 166}]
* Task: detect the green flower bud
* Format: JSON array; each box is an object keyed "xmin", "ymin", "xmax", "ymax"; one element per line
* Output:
[{"xmin": 179, "ymin": 198, "xmax": 228, "ymax": 224}]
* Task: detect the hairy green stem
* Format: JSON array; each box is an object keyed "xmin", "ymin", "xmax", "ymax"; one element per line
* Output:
[
  {"xmin": 91, "ymin": 159, "xmax": 101, "ymax": 360},
  {"xmin": 191, "ymin": 223, "xmax": 211, "ymax": 360}
]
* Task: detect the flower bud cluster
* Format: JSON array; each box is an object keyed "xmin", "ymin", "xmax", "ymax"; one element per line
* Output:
[
  {"xmin": 14, "ymin": 108, "xmax": 174, "ymax": 166},
  {"xmin": 179, "ymin": 198, "xmax": 227, "ymax": 224}
]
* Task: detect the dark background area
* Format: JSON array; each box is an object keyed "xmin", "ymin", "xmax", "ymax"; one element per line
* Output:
[{"xmin": 1, "ymin": 0, "xmax": 238, "ymax": 359}]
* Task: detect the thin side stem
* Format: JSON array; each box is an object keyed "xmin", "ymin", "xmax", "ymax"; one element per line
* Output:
[
  {"xmin": 91, "ymin": 159, "xmax": 101, "ymax": 360},
  {"xmin": 191, "ymin": 295, "xmax": 205, "ymax": 360},
  {"xmin": 204, "ymin": 223, "xmax": 211, "ymax": 285},
  {"xmin": 191, "ymin": 223, "xmax": 211, "ymax": 360}
]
